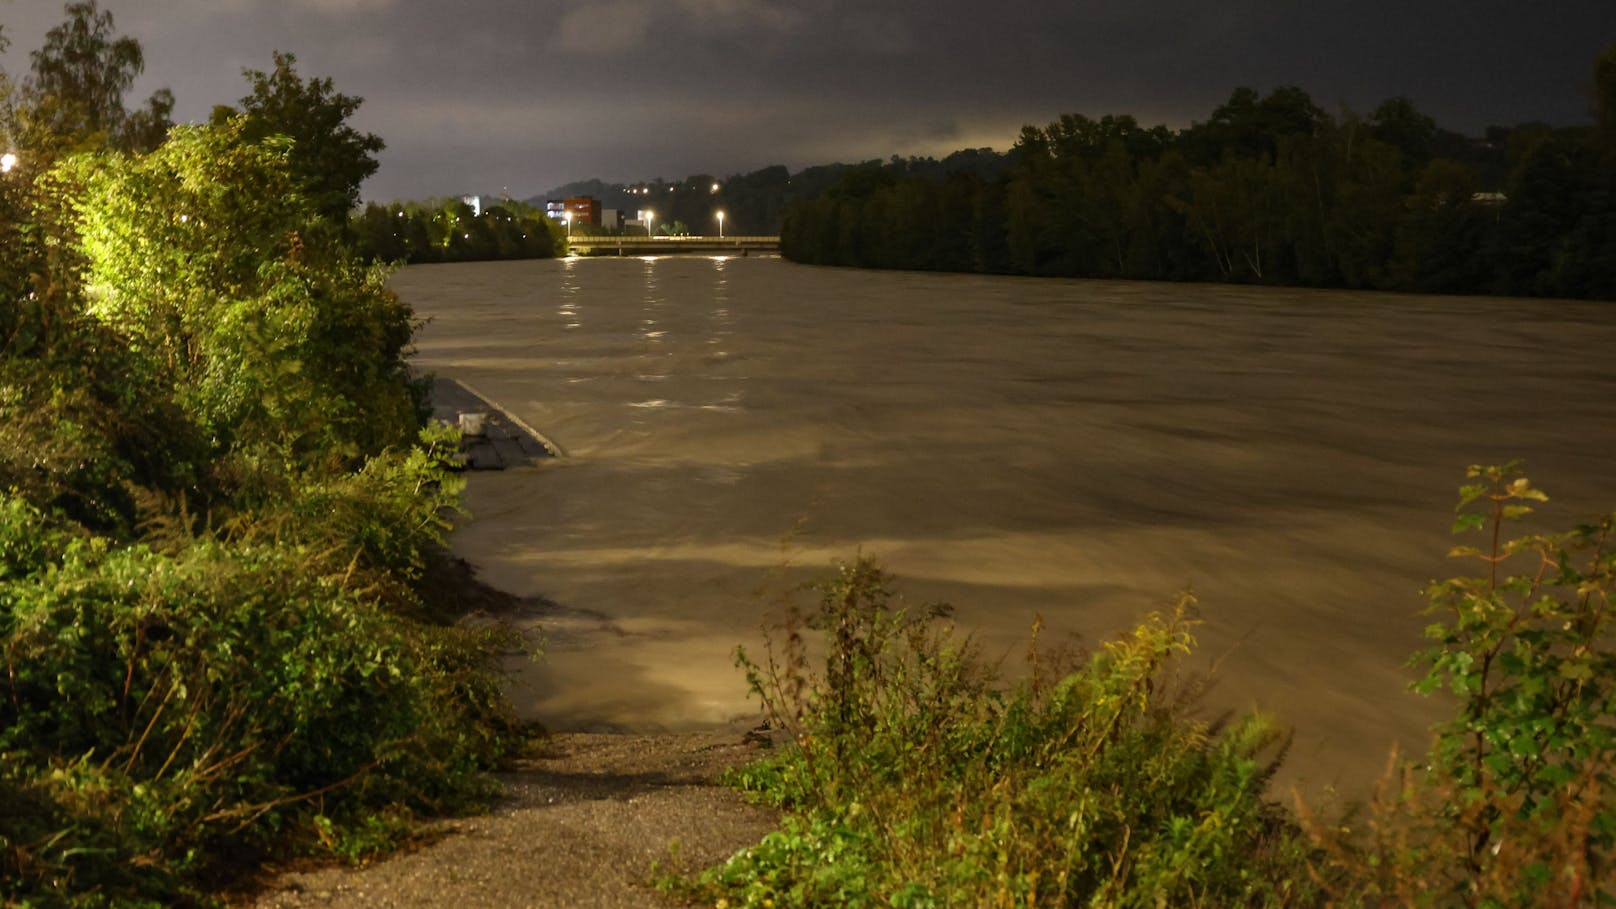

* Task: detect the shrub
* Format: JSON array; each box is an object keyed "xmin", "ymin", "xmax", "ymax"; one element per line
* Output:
[
  {"xmin": 70, "ymin": 121, "xmax": 422, "ymax": 467},
  {"xmin": 0, "ymin": 495, "xmax": 520, "ymax": 904},
  {"xmin": 686, "ymin": 558, "xmax": 1319, "ymax": 907}
]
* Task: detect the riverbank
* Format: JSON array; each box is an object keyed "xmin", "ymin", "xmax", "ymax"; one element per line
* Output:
[
  {"xmin": 234, "ymin": 382, "xmax": 776, "ymax": 907},
  {"xmin": 245, "ymin": 728, "xmax": 776, "ymax": 908}
]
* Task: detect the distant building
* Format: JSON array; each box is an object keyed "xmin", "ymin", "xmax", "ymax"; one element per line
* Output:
[
  {"xmin": 600, "ymin": 208, "xmax": 625, "ymax": 231},
  {"xmin": 546, "ymin": 196, "xmax": 601, "ymax": 228},
  {"xmin": 461, "ymin": 194, "xmax": 483, "ymax": 217}
]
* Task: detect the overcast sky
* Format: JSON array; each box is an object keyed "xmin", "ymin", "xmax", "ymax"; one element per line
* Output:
[{"xmin": 2, "ymin": 0, "xmax": 1612, "ymax": 202}]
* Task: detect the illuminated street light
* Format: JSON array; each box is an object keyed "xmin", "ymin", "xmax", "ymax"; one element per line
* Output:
[
  {"xmin": 715, "ymin": 209, "xmax": 725, "ymax": 238},
  {"xmin": 0, "ymin": 153, "xmax": 16, "ymax": 174},
  {"xmin": 711, "ymin": 182, "xmax": 720, "ymax": 194},
  {"xmin": 563, "ymin": 211, "xmax": 572, "ymax": 237},
  {"xmin": 644, "ymin": 209, "xmax": 655, "ymax": 237}
]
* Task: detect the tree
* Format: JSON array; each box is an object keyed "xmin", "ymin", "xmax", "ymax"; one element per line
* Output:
[
  {"xmin": 212, "ymin": 51, "xmax": 384, "ymax": 223},
  {"xmin": 1319, "ymin": 122, "xmax": 1406, "ymax": 289},
  {"xmin": 1595, "ymin": 41, "xmax": 1616, "ymax": 155},
  {"xmin": 1180, "ymin": 86, "xmax": 1326, "ymax": 165},
  {"xmin": 118, "ymin": 86, "xmax": 174, "ymax": 153},
  {"xmin": 74, "ymin": 121, "xmax": 419, "ymax": 461},
  {"xmin": 1370, "ymin": 96, "xmax": 1438, "ymax": 174},
  {"xmin": 14, "ymin": 1, "xmax": 172, "ymax": 154},
  {"xmin": 1388, "ymin": 158, "xmax": 1493, "ymax": 293}
]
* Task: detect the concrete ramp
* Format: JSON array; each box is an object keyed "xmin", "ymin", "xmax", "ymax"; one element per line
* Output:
[{"xmin": 427, "ymin": 376, "xmax": 561, "ymax": 469}]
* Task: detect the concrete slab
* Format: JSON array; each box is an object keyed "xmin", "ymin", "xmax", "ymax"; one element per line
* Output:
[{"xmin": 426, "ymin": 375, "xmax": 560, "ymax": 469}]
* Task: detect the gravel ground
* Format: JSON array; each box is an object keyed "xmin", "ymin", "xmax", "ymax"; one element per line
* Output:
[{"xmin": 245, "ymin": 729, "xmax": 778, "ymax": 909}]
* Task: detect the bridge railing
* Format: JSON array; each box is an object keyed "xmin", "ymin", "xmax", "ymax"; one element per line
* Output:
[{"xmin": 566, "ymin": 235, "xmax": 779, "ymax": 244}]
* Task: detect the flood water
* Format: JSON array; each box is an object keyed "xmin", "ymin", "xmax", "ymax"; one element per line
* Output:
[{"xmin": 392, "ymin": 256, "xmax": 1616, "ymax": 794}]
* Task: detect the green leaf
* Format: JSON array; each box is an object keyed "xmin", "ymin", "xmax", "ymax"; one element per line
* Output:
[
  {"xmin": 1505, "ymin": 478, "xmax": 1549, "ymax": 502},
  {"xmin": 1559, "ymin": 662, "xmax": 1594, "ymax": 682},
  {"xmin": 1538, "ymin": 763, "xmax": 1576, "ymax": 787},
  {"xmin": 1450, "ymin": 513, "xmax": 1487, "ymax": 535}
]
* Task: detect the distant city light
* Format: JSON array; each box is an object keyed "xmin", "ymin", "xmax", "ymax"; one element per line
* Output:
[{"xmin": 711, "ymin": 182, "xmax": 720, "ymax": 193}]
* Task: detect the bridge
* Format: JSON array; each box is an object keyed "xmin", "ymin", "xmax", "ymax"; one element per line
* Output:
[{"xmin": 564, "ymin": 234, "xmax": 780, "ymax": 256}]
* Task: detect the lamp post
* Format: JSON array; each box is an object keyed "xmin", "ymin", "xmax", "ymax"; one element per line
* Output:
[
  {"xmin": 563, "ymin": 211, "xmax": 572, "ymax": 237},
  {"xmin": 716, "ymin": 210, "xmax": 725, "ymax": 239},
  {"xmin": 644, "ymin": 209, "xmax": 655, "ymax": 237}
]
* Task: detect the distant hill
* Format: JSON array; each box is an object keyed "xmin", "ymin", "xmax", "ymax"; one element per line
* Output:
[{"xmin": 524, "ymin": 178, "xmax": 634, "ymax": 210}]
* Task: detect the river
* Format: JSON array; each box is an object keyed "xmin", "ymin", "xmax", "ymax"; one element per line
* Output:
[{"xmin": 391, "ymin": 255, "xmax": 1616, "ymax": 794}]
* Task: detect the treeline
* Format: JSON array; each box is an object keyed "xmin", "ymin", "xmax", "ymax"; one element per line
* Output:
[
  {"xmin": 533, "ymin": 166, "xmax": 817, "ymax": 237},
  {"xmin": 2, "ymin": 4, "xmax": 519, "ymax": 905},
  {"xmin": 526, "ymin": 149, "xmax": 1010, "ymax": 239},
  {"xmin": 784, "ymin": 43, "xmax": 1616, "ymax": 300},
  {"xmin": 353, "ymin": 197, "xmax": 564, "ymax": 264}
]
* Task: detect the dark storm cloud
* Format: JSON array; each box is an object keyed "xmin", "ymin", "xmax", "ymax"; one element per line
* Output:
[{"xmin": 2, "ymin": 0, "xmax": 1610, "ymax": 201}]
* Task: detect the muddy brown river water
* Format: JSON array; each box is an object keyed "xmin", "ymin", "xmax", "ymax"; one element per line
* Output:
[{"xmin": 391, "ymin": 256, "xmax": 1616, "ymax": 796}]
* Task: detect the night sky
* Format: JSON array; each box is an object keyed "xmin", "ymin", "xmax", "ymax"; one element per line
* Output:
[{"xmin": 2, "ymin": 0, "xmax": 1612, "ymax": 202}]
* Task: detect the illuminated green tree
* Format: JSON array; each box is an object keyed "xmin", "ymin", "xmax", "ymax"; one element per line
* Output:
[{"xmin": 74, "ymin": 121, "xmax": 418, "ymax": 462}]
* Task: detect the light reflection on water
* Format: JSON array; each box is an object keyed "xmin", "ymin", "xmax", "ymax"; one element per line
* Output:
[
  {"xmin": 394, "ymin": 256, "xmax": 1616, "ymax": 794},
  {"xmin": 557, "ymin": 256, "xmax": 582, "ymax": 329}
]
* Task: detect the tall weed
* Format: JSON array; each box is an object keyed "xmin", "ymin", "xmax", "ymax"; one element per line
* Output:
[{"xmin": 693, "ymin": 558, "xmax": 1318, "ymax": 907}]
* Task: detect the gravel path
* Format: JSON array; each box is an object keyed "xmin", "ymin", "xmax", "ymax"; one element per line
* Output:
[{"xmin": 246, "ymin": 729, "xmax": 778, "ymax": 909}]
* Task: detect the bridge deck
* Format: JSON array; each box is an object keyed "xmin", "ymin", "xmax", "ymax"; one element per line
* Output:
[{"xmin": 565, "ymin": 235, "xmax": 779, "ymax": 255}]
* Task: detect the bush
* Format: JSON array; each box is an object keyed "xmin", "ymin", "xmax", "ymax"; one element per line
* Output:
[
  {"xmin": 685, "ymin": 558, "xmax": 1320, "ymax": 907},
  {"xmin": 0, "ymin": 494, "xmax": 520, "ymax": 904},
  {"xmin": 71, "ymin": 121, "xmax": 422, "ymax": 467}
]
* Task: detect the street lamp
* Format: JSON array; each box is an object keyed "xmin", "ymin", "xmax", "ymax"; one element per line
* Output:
[
  {"xmin": 0, "ymin": 153, "xmax": 16, "ymax": 174},
  {"xmin": 563, "ymin": 211, "xmax": 572, "ymax": 237},
  {"xmin": 644, "ymin": 209, "xmax": 655, "ymax": 237},
  {"xmin": 715, "ymin": 210, "xmax": 725, "ymax": 239}
]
